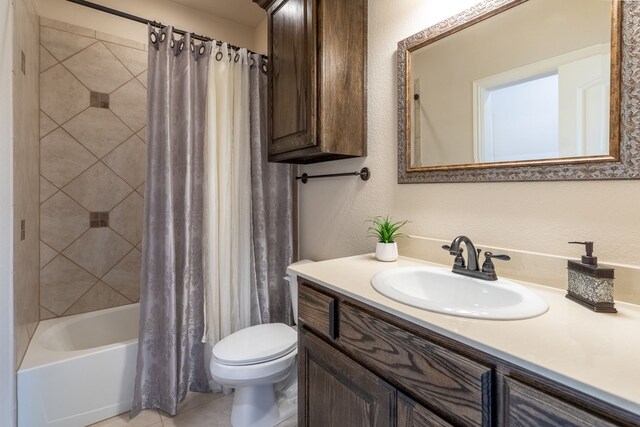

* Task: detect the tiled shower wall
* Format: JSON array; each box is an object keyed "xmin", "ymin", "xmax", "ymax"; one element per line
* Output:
[
  {"xmin": 39, "ymin": 18, "xmax": 147, "ymax": 319},
  {"xmin": 14, "ymin": 0, "xmax": 40, "ymax": 367}
]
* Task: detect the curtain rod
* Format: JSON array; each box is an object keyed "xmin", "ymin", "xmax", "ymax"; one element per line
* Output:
[{"xmin": 65, "ymin": 0, "xmax": 267, "ymax": 59}]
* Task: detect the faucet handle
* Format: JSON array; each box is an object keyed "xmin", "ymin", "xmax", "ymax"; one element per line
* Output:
[
  {"xmin": 442, "ymin": 245, "xmax": 465, "ymax": 267},
  {"xmin": 485, "ymin": 252, "xmax": 510, "ymax": 261},
  {"xmin": 482, "ymin": 252, "xmax": 510, "ymax": 274},
  {"xmin": 453, "ymin": 247, "xmax": 465, "ymax": 268}
]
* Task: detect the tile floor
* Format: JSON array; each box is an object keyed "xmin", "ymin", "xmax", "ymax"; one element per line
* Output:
[{"xmin": 89, "ymin": 392, "xmax": 297, "ymax": 427}]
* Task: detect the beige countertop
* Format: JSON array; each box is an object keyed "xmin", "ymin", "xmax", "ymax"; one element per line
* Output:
[{"xmin": 289, "ymin": 254, "xmax": 640, "ymax": 415}]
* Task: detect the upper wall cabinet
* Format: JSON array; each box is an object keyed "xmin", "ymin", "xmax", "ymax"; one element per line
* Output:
[{"xmin": 255, "ymin": 0, "xmax": 367, "ymax": 164}]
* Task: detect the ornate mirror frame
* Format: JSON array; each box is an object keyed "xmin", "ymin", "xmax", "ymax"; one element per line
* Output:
[{"xmin": 397, "ymin": 0, "xmax": 638, "ymax": 183}]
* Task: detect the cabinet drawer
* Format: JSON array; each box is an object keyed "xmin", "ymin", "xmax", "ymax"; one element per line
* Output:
[
  {"xmin": 339, "ymin": 303, "xmax": 492, "ymax": 426},
  {"xmin": 398, "ymin": 392, "xmax": 454, "ymax": 427},
  {"xmin": 504, "ymin": 378, "xmax": 617, "ymax": 427},
  {"xmin": 298, "ymin": 284, "xmax": 339, "ymax": 340}
]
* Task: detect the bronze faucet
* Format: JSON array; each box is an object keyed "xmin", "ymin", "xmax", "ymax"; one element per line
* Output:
[{"xmin": 442, "ymin": 236, "xmax": 510, "ymax": 281}]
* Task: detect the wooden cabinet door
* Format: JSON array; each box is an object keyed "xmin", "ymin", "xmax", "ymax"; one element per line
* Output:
[
  {"xmin": 504, "ymin": 378, "xmax": 617, "ymax": 427},
  {"xmin": 398, "ymin": 393, "xmax": 454, "ymax": 427},
  {"xmin": 268, "ymin": 0, "xmax": 317, "ymax": 156},
  {"xmin": 299, "ymin": 328, "xmax": 395, "ymax": 427},
  {"xmin": 339, "ymin": 303, "xmax": 493, "ymax": 426}
]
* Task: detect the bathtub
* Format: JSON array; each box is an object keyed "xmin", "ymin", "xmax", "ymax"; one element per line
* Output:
[{"xmin": 17, "ymin": 304, "xmax": 139, "ymax": 427}]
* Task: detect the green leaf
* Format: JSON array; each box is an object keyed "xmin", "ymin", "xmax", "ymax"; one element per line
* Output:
[{"xmin": 365, "ymin": 215, "xmax": 409, "ymax": 243}]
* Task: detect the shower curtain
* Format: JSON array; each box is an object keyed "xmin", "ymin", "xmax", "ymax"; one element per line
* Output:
[
  {"xmin": 132, "ymin": 27, "xmax": 212, "ymax": 417},
  {"xmin": 202, "ymin": 46, "xmax": 293, "ymax": 383},
  {"xmin": 249, "ymin": 55, "xmax": 293, "ymax": 326},
  {"xmin": 134, "ymin": 26, "xmax": 293, "ymax": 417},
  {"xmin": 202, "ymin": 43, "xmax": 252, "ymax": 365}
]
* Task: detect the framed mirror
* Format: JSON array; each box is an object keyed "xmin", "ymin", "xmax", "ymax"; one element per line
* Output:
[{"xmin": 397, "ymin": 0, "xmax": 640, "ymax": 183}]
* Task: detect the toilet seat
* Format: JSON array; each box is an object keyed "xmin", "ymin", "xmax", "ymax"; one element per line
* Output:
[{"xmin": 212, "ymin": 323, "xmax": 297, "ymax": 366}]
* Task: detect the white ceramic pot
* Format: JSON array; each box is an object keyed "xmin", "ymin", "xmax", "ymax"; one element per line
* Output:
[{"xmin": 375, "ymin": 242, "xmax": 398, "ymax": 262}]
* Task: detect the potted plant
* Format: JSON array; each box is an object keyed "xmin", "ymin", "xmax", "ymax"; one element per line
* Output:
[{"xmin": 367, "ymin": 215, "xmax": 408, "ymax": 262}]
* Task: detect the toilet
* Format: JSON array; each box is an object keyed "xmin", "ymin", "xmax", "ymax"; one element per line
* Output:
[{"xmin": 210, "ymin": 260, "xmax": 313, "ymax": 427}]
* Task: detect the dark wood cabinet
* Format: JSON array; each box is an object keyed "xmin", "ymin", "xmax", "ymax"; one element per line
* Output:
[
  {"xmin": 299, "ymin": 328, "xmax": 395, "ymax": 427},
  {"xmin": 297, "ymin": 280, "xmax": 640, "ymax": 427},
  {"xmin": 503, "ymin": 378, "xmax": 617, "ymax": 427},
  {"xmin": 398, "ymin": 393, "xmax": 454, "ymax": 427},
  {"xmin": 254, "ymin": 0, "xmax": 367, "ymax": 163},
  {"xmin": 339, "ymin": 302, "xmax": 492, "ymax": 426}
]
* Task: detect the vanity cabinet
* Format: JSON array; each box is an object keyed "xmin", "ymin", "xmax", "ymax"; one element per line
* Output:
[
  {"xmin": 398, "ymin": 393, "xmax": 454, "ymax": 427},
  {"xmin": 503, "ymin": 378, "xmax": 617, "ymax": 427},
  {"xmin": 299, "ymin": 329, "xmax": 394, "ymax": 426},
  {"xmin": 297, "ymin": 280, "xmax": 640, "ymax": 427},
  {"xmin": 253, "ymin": 0, "xmax": 367, "ymax": 164}
]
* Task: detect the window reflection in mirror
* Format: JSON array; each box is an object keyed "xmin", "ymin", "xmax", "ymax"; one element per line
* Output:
[{"xmin": 408, "ymin": 0, "xmax": 613, "ymax": 169}]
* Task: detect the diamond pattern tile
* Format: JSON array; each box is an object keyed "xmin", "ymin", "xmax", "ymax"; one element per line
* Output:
[
  {"xmin": 40, "ymin": 255, "xmax": 98, "ymax": 315},
  {"xmin": 40, "ymin": 64, "xmax": 90, "ymax": 125},
  {"xmin": 96, "ymin": 31, "xmax": 146, "ymax": 51},
  {"xmin": 63, "ymin": 107, "xmax": 133, "ymax": 158},
  {"xmin": 102, "ymin": 249, "xmax": 141, "ymax": 302},
  {"xmin": 40, "ymin": 241, "xmax": 58, "ymax": 268},
  {"xmin": 63, "ymin": 162, "xmax": 133, "ymax": 211},
  {"xmin": 63, "ymin": 42, "xmax": 133, "ymax": 93},
  {"xmin": 40, "ymin": 17, "xmax": 95, "ymax": 38},
  {"xmin": 63, "ymin": 228, "xmax": 133, "ymax": 278},
  {"xmin": 136, "ymin": 182, "xmax": 145, "ymax": 197},
  {"xmin": 110, "ymin": 78, "xmax": 147, "ymax": 132},
  {"xmin": 104, "ymin": 42, "xmax": 147, "ymax": 76},
  {"xmin": 137, "ymin": 71, "xmax": 147, "ymax": 89},
  {"xmin": 40, "ymin": 306, "xmax": 57, "ymax": 321},
  {"xmin": 40, "ymin": 26, "xmax": 96, "ymax": 62},
  {"xmin": 110, "ymin": 192, "xmax": 144, "ymax": 245},
  {"xmin": 103, "ymin": 135, "xmax": 147, "ymax": 188},
  {"xmin": 40, "ymin": 128, "xmax": 97, "ymax": 188},
  {"xmin": 136, "ymin": 126, "xmax": 147, "ymax": 143},
  {"xmin": 40, "ymin": 45, "xmax": 57, "ymax": 72},
  {"xmin": 40, "ymin": 191, "xmax": 90, "ymax": 252},
  {"xmin": 40, "ymin": 111, "xmax": 57, "ymax": 138},
  {"xmin": 65, "ymin": 282, "xmax": 130, "ymax": 315},
  {"xmin": 40, "ymin": 176, "xmax": 58, "ymax": 203}
]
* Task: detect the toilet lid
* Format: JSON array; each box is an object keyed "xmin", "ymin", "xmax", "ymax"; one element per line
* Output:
[{"xmin": 212, "ymin": 323, "xmax": 297, "ymax": 366}]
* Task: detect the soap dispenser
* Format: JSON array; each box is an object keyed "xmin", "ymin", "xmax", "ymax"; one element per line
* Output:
[{"xmin": 566, "ymin": 241, "xmax": 616, "ymax": 313}]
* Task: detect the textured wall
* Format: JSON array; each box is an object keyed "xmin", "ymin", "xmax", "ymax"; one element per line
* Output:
[
  {"xmin": 39, "ymin": 19, "xmax": 146, "ymax": 319},
  {"xmin": 13, "ymin": 0, "xmax": 40, "ymax": 370},
  {"xmin": 298, "ymin": 0, "xmax": 640, "ymax": 294}
]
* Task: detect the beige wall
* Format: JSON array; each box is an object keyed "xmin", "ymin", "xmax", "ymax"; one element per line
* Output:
[
  {"xmin": 298, "ymin": 0, "xmax": 640, "ymax": 303},
  {"xmin": 13, "ymin": 0, "xmax": 40, "ymax": 371},
  {"xmin": 411, "ymin": 0, "xmax": 610, "ymax": 166},
  {"xmin": 254, "ymin": 17, "xmax": 268, "ymax": 55},
  {"xmin": 35, "ymin": 0, "xmax": 259, "ymax": 52}
]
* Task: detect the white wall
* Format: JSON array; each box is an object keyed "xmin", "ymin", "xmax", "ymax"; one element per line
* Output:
[
  {"xmin": 0, "ymin": 0, "xmax": 15, "ymax": 423},
  {"xmin": 35, "ymin": 0, "xmax": 259, "ymax": 51},
  {"xmin": 298, "ymin": 0, "xmax": 640, "ymax": 283}
]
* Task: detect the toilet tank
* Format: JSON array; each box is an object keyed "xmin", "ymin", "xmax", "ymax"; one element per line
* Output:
[{"xmin": 286, "ymin": 259, "xmax": 314, "ymax": 324}]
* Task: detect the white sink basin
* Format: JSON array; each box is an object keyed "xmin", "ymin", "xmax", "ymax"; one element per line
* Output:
[{"xmin": 371, "ymin": 266, "xmax": 548, "ymax": 320}]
